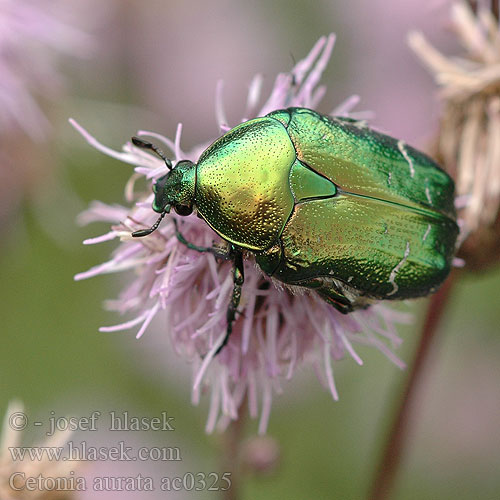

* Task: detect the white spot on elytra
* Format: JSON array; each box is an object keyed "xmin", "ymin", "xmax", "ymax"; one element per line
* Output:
[
  {"xmin": 423, "ymin": 224, "xmax": 431, "ymax": 242},
  {"xmin": 397, "ymin": 140, "xmax": 415, "ymax": 178},
  {"xmin": 425, "ymin": 183, "xmax": 432, "ymax": 205},
  {"xmin": 387, "ymin": 241, "xmax": 411, "ymax": 296}
]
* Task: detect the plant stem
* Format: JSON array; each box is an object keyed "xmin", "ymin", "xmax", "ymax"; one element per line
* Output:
[
  {"xmin": 369, "ymin": 271, "xmax": 456, "ymax": 500},
  {"xmin": 491, "ymin": 0, "xmax": 499, "ymax": 21}
]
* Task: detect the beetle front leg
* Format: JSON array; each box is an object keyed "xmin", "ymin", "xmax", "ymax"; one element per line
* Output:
[
  {"xmin": 215, "ymin": 250, "xmax": 244, "ymax": 355},
  {"xmin": 173, "ymin": 219, "xmax": 233, "ymax": 260}
]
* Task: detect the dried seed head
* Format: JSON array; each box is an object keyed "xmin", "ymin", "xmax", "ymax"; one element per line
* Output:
[{"xmin": 409, "ymin": 2, "xmax": 500, "ymax": 270}]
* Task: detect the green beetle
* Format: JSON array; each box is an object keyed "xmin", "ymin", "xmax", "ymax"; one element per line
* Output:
[{"xmin": 132, "ymin": 107, "xmax": 458, "ymax": 350}]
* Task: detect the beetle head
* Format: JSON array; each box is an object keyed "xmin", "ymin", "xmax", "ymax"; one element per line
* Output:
[
  {"xmin": 132, "ymin": 159, "xmax": 196, "ymax": 237},
  {"xmin": 152, "ymin": 160, "xmax": 196, "ymax": 216}
]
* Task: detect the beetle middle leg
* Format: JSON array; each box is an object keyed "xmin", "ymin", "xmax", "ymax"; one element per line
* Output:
[
  {"xmin": 215, "ymin": 250, "xmax": 244, "ymax": 354},
  {"xmin": 173, "ymin": 219, "xmax": 244, "ymax": 353}
]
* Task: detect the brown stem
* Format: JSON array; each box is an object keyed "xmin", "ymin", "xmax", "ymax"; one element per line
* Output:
[
  {"xmin": 369, "ymin": 271, "xmax": 457, "ymax": 500},
  {"xmin": 492, "ymin": 0, "xmax": 499, "ymax": 21},
  {"xmin": 466, "ymin": 0, "xmax": 498, "ymax": 18},
  {"xmin": 467, "ymin": 0, "xmax": 478, "ymax": 13},
  {"xmin": 221, "ymin": 402, "xmax": 247, "ymax": 500}
]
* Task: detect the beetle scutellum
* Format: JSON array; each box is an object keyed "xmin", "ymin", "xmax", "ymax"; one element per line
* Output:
[{"xmin": 132, "ymin": 107, "xmax": 458, "ymax": 352}]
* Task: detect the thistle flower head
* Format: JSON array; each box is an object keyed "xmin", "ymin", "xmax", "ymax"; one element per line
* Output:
[
  {"xmin": 0, "ymin": 0, "xmax": 92, "ymax": 140},
  {"xmin": 73, "ymin": 35, "xmax": 411, "ymax": 434},
  {"xmin": 409, "ymin": 1, "xmax": 500, "ymax": 269}
]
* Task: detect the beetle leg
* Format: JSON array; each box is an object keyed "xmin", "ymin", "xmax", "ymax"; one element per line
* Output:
[
  {"xmin": 315, "ymin": 280, "xmax": 373, "ymax": 313},
  {"xmin": 215, "ymin": 250, "xmax": 244, "ymax": 354},
  {"xmin": 316, "ymin": 288, "xmax": 354, "ymax": 314},
  {"xmin": 298, "ymin": 277, "xmax": 355, "ymax": 314},
  {"xmin": 173, "ymin": 218, "xmax": 244, "ymax": 354},
  {"xmin": 173, "ymin": 219, "xmax": 233, "ymax": 260}
]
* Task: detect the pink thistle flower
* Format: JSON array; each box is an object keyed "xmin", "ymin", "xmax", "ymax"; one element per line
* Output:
[
  {"xmin": 0, "ymin": 0, "xmax": 92, "ymax": 140},
  {"xmin": 72, "ymin": 35, "xmax": 411, "ymax": 434}
]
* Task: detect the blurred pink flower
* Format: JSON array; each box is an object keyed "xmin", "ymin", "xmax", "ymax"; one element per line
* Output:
[
  {"xmin": 72, "ymin": 35, "xmax": 411, "ymax": 434},
  {"xmin": 0, "ymin": 0, "xmax": 92, "ymax": 140},
  {"xmin": 0, "ymin": 401, "xmax": 82, "ymax": 499}
]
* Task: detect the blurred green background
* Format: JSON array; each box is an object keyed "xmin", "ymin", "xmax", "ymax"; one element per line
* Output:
[{"xmin": 1, "ymin": 1, "xmax": 499, "ymax": 499}]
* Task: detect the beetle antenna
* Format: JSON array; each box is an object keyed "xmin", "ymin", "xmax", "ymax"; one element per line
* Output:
[
  {"xmin": 131, "ymin": 207, "xmax": 170, "ymax": 237},
  {"xmin": 131, "ymin": 137, "xmax": 173, "ymax": 170}
]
